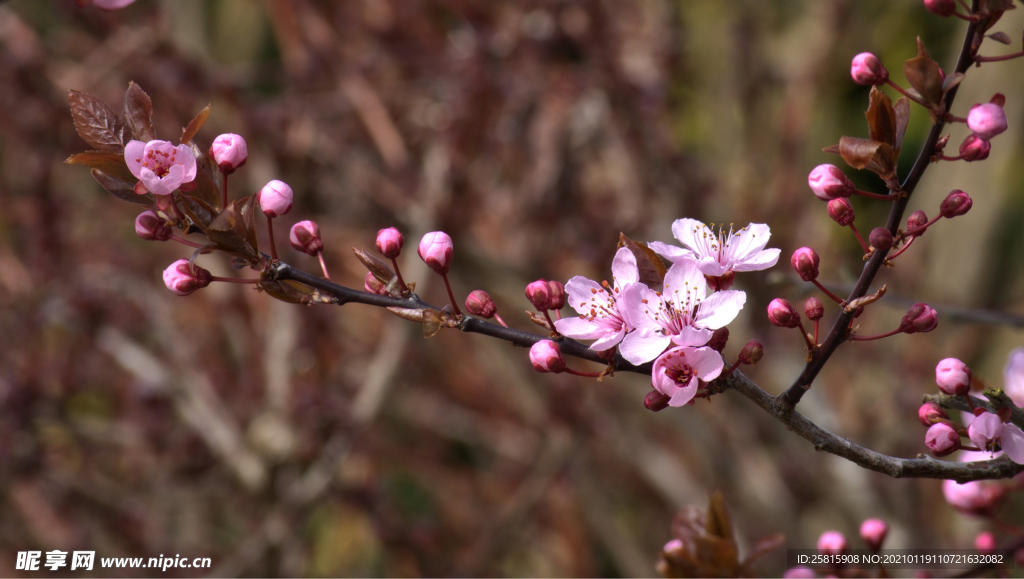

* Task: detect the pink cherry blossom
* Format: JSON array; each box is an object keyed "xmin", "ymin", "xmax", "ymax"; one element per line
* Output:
[
  {"xmin": 648, "ymin": 219, "xmax": 780, "ymax": 279},
  {"xmin": 124, "ymin": 140, "xmax": 197, "ymax": 196},
  {"xmin": 859, "ymin": 519, "xmax": 888, "ymax": 551},
  {"xmin": 209, "ymin": 133, "xmax": 248, "ymax": 174},
  {"xmin": 967, "ymin": 102, "xmax": 1007, "ymax": 141},
  {"xmin": 618, "ymin": 257, "xmax": 746, "ymax": 365},
  {"xmin": 925, "ymin": 423, "xmax": 960, "ymax": 456},
  {"xmin": 816, "ymin": 531, "xmax": 848, "ymax": 555},
  {"xmin": 92, "ymin": 0, "xmax": 137, "ymax": 9},
  {"xmin": 968, "ymin": 412, "xmax": 1002, "ymax": 452},
  {"xmin": 650, "ymin": 346, "xmax": 724, "ymax": 407},
  {"xmin": 553, "ymin": 247, "xmax": 639, "ymax": 352},
  {"xmin": 1003, "ymin": 348, "xmax": 1024, "ymax": 407},
  {"xmin": 259, "ymin": 180, "xmax": 294, "ymax": 218}
]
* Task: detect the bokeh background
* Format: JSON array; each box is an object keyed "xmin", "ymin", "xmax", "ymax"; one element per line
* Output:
[{"xmin": 2, "ymin": 0, "xmax": 1024, "ymax": 576}]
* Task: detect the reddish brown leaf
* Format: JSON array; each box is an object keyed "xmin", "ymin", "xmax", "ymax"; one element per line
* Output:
[
  {"xmin": 186, "ymin": 141, "xmax": 223, "ymax": 209},
  {"xmin": 178, "ymin": 194, "xmax": 217, "ymax": 229},
  {"xmin": 866, "ymin": 87, "xmax": 896, "ymax": 148},
  {"xmin": 69, "ymin": 90, "xmax": 126, "ymax": 152},
  {"xmin": 258, "ymin": 279, "xmax": 336, "ymax": 305},
  {"xmin": 837, "ymin": 136, "xmax": 891, "ymax": 174},
  {"xmin": 617, "ymin": 233, "xmax": 666, "ymax": 289},
  {"xmin": 990, "ymin": 92, "xmax": 1006, "ymax": 107},
  {"xmin": 90, "ymin": 168, "xmax": 153, "ymax": 205},
  {"xmin": 904, "ymin": 38, "xmax": 944, "ymax": 108},
  {"xmin": 739, "ymin": 533, "xmax": 786, "ymax": 570},
  {"xmin": 893, "ymin": 97, "xmax": 910, "ymax": 152},
  {"xmin": 988, "ymin": 31, "xmax": 1012, "ymax": 44},
  {"xmin": 207, "ymin": 196, "xmax": 260, "ymax": 262},
  {"xmin": 66, "ymin": 150, "xmax": 135, "ymax": 183},
  {"xmin": 352, "ymin": 247, "xmax": 397, "ymax": 285},
  {"xmin": 181, "ymin": 104, "xmax": 211, "ymax": 145},
  {"xmin": 941, "ymin": 72, "xmax": 965, "ymax": 94},
  {"xmin": 122, "ymin": 81, "xmax": 155, "ymax": 142}
]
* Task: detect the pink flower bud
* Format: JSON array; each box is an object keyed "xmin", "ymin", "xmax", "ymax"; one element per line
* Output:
[
  {"xmin": 936, "ymin": 358, "xmax": 972, "ymax": 395},
  {"xmin": 943, "ymin": 478, "xmax": 1005, "ymax": 515},
  {"xmin": 547, "ymin": 280, "xmax": 566, "ymax": 309},
  {"xmin": 530, "ymin": 340, "xmax": 566, "ymax": 373},
  {"xmin": 124, "ymin": 139, "xmax": 197, "ymax": 196},
  {"xmin": 738, "ymin": 339, "xmax": 763, "ymax": 365},
  {"xmin": 258, "ymin": 180, "xmax": 293, "ymax": 217},
  {"xmin": 808, "ymin": 164, "xmax": 855, "ymax": 200},
  {"xmin": 525, "ymin": 279, "xmax": 553, "ymax": 311},
  {"xmin": 376, "ymin": 227, "xmax": 404, "ymax": 259},
  {"xmin": 289, "ymin": 220, "xmax": 323, "ymax": 256},
  {"xmin": 135, "ymin": 210, "xmax": 172, "ymax": 241},
  {"xmin": 869, "ymin": 227, "xmax": 893, "ymax": 252},
  {"xmin": 968, "ymin": 411, "xmax": 1003, "ymax": 452},
  {"xmin": 959, "ymin": 134, "xmax": 991, "ymax": 162},
  {"xmin": 850, "ymin": 52, "xmax": 888, "ymax": 86},
  {"xmin": 706, "ymin": 271, "xmax": 735, "ymax": 291},
  {"xmin": 364, "ymin": 272, "xmax": 388, "ymax": 295},
  {"xmin": 939, "ymin": 190, "xmax": 973, "ymax": 218},
  {"xmin": 708, "ymin": 327, "xmax": 730, "ymax": 352},
  {"xmin": 859, "ymin": 518, "xmax": 888, "ymax": 551},
  {"xmin": 465, "ymin": 289, "xmax": 497, "ymax": 318},
  {"xmin": 162, "ymin": 259, "xmax": 212, "ymax": 296},
  {"xmin": 925, "ymin": 423, "xmax": 961, "ymax": 456},
  {"xmin": 923, "ymin": 0, "xmax": 957, "ymax": 16},
  {"xmin": 907, "ymin": 210, "xmax": 928, "ymax": 235},
  {"xmin": 644, "ymin": 390, "xmax": 671, "ymax": 412},
  {"xmin": 208, "ymin": 133, "xmax": 248, "ymax": 174},
  {"xmin": 817, "ymin": 531, "xmax": 848, "ymax": 556},
  {"xmin": 975, "ymin": 532, "xmax": 997, "ymax": 553},
  {"xmin": 967, "ymin": 102, "xmax": 1008, "ymax": 141},
  {"xmin": 782, "ymin": 567, "xmax": 817, "ymax": 579},
  {"xmin": 92, "ymin": 0, "xmax": 137, "ymax": 8},
  {"xmin": 768, "ymin": 298, "xmax": 800, "ymax": 329},
  {"xmin": 791, "ymin": 247, "xmax": 820, "ymax": 281},
  {"xmin": 918, "ymin": 402, "xmax": 949, "ymax": 426},
  {"xmin": 827, "ymin": 197, "xmax": 856, "ymax": 226},
  {"xmin": 900, "ymin": 303, "xmax": 937, "ymax": 334},
  {"xmin": 804, "ymin": 297, "xmax": 824, "ymax": 321},
  {"xmin": 418, "ymin": 231, "xmax": 454, "ymax": 274}
]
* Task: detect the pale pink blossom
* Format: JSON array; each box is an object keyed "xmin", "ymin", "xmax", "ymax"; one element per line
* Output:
[
  {"xmin": 1003, "ymin": 348, "xmax": 1024, "ymax": 407},
  {"xmin": 649, "ymin": 219, "xmax": 780, "ymax": 279},
  {"xmin": 553, "ymin": 247, "xmax": 639, "ymax": 352},
  {"xmin": 124, "ymin": 140, "xmax": 197, "ymax": 196},
  {"xmin": 925, "ymin": 423, "xmax": 960, "ymax": 456},
  {"xmin": 968, "ymin": 412, "xmax": 1002, "ymax": 452},
  {"xmin": 92, "ymin": 0, "xmax": 137, "ymax": 9},
  {"xmin": 967, "ymin": 103, "xmax": 1007, "ymax": 141},
  {"xmin": 650, "ymin": 346, "xmax": 724, "ymax": 407},
  {"xmin": 619, "ymin": 257, "xmax": 745, "ymax": 364},
  {"xmin": 209, "ymin": 133, "xmax": 248, "ymax": 174}
]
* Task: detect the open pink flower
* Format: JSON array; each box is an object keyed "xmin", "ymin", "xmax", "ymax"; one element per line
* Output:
[
  {"xmin": 650, "ymin": 346, "xmax": 723, "ymax": 407},
  {"xmin": 648, "ymin": 219, "xmax": 780, "ymax": 279},
  {"xmin": 125, "ymin": 140, "xmax": 197, "ymax": 196},
  {"xmin": 554, "ymin": 248, "xmax": 639, "ymax": 351},
  {"xmin": 618, "ymin": 257, "xmax": 746, "ymax": 365},
  {"xmin": 1004, "ymin": 348, "xmax": 1024, "ymax": 407},
  {"xmin": 943, "ymin": 450, "xmax": 1007, "ymax": 514}
]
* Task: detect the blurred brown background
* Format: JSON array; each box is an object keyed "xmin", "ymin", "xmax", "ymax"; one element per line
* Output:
[{"xmin": 1, "ymin": 0, "xmax": 1023, "ymax": 576}]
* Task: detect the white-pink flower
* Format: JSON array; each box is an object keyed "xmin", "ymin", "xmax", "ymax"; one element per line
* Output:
[
  {"xmin": 650, "ymin": 346, "xmax": 723, "ymax": 407},
  {"xmin": 943, "ymin": 451, "xmax": 1007, "ymax": 514},
  {"xmin": 648, "ymin": 219, "xmax": 780, "ymax": 278},
  {"xmin": 1004, "ymin": 348, "xmax": 1024, "ymax": 407},
  {"xmin": 125, "ymin": 140, "xmax": 197, "ymax": 196},
  {"xmin": 618, "ymin": 257, "xmax": 746, "ymax": 365},
  {"xmin": 554, "ymin": 248, "xmax": 639, "ymax": 351}
]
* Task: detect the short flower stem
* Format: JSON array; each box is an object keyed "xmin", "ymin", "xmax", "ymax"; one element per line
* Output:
[
  {"xmin": 812, "ymin": 279, "xmax": 845, "ymax": 305},
  {"xmin": 555, "ymin": 309, "xmax": 562, "ymax": 321},
  {"xmin": 852, "ymin": 189, "xmax": 893, "ymax": 200},
  {"xmin": 887, "ymin": 236, "xmax": 916, "ymax": 260},
  {"xmin": 962, "ymin": 393, "xmax": 976, "ymax": 412},
  {"xmin": 885, "ymin": 80, "xmax": 927, "ymax": 107},
  {"xmin": 494, "ymin": 313, "xmax": 509, "ymax": 328},
  {"xmin": 389, "ymin": 257, "xmax": 408, "ymax": 292},
  {"xmin": 317, "ymin": 251, "xmax": 331, "ymax": 280},
  {"xmin": 170, "ymin": 234, "xmax": 204, "ymax": 249},
  {"xmin": 851, "ymin": 327, "xmax": 904, "ymax": 341},
  {"xmin": 795, "ymin": 319, "xmax": 816, "ymax": 352},
  {"xmin": 543, "ymin": 310, "xmax": 558, "ymax": 333},
  {"xmin": 904, "ymin": 215, "xmax": 942, "ymax": 237},
  {"xmin": 939, "ymin": 154, "xmax": 963, "ymax": 162},
  {"xmin": 813, "ymin": 319, "xmax": 819, "ymax": 343},
  {"xmin": 565, "ymin": 367, "xmax": 603, "ymax": 378},
  {"xmin": 211, "ymin": 276, "xmax": 258, "ymax": 284},
  {"xmin": 945, "ymin": 113, "xmax": 968, "ymax": 124},
  {"xmin": 221, "ymin": 172, "xmax": 229, "ymax": 209},
  {"xmin": 848, "ymin": 223, "xmax": 869, "ymax": 253},
  {"xmin": 976, "ymin": 51, "xmax": 1024, "ymax": 63},
  {"xmin": 440, "ymin": 273, "xmax": 463, "ymax": 316},
  {"xmin": 951, "ymin": 10, "xmax": 977, "ymax": 21},
  {"xmin": 721, "ymin": 363, "xmax": 737, "ymax": 378},
  {"xmin": 266, "ymin": 215, "xmax": 279, "ymax": 260}
]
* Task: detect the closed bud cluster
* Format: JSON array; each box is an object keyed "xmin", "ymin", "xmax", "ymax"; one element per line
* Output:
[
  {"xmin": 708, "ymin": 327, "xmax": 730, "ymax": 352},
  {"xmin": 289, "ymin": 220, "xmax": 323, "ymax": 256},
  {"xmin": 364, "ymin": 272, "xmax": 388, "ymax": 295},
  {"xmin": 959, "ymin": 134, "xmax": 991, "ymax": 162},
  {"xmin": 644, "ymin": 390, "xmax": 671, "ymax": 412},
  {"xmin": 135, "ymin": 210, "xmax": 172, "ymax": 241},
  {"xmin": 804, "ymin": 297, "xmax": 824, "ymax": 321},
  {"xmin": 738, "ymin": 340, "xmax": 763, "ymax": 365},
  {"xmin": 258, "ymin": 180, "xmax": 293, "ymax": 218},
  {"xmin": 907, "ymin": 210, "xmax": 928, "ymax": 235},
  {"xmin": 935, "ymin": 357, "xmax": 971, "ymax": 395},
  {"xmin": 209, "ymin": 133, "xmax": 247, "ymax": 174},
  {"xmin": 850, "ymin": 52, "xmax": 888, "ymax": 86},
  {"xmin": 869, "ymin": 227, "xmax": 893, "ymax": 252},
  {"xmin": 817, "ymin": 531, "xmax": 849, "ymax": 556},
  {"xmin": 940, "ymin": 190, "xmax": 973, "ymax": 218},
  {"xmin": 859, "ymin": 519, "xmax": 888, "ymax": 551},
  {"xmin": 162, "ymin": 259, "xmax": 212, "ymax": 296},
  {"xmin": 967, "ymin": 102, "xmax": 1008, "ymax": 141},
  {"xmin": 465, "ymin": 290, "xmax": 497, "ymax": 318},
  {"xmin": 925, "ymin": 422, "xmax": 961, "ymax": 456},
  {"xmin": 808, "ymin": 164, "xmax": 855, "ymax": 200},
  {"xmin": 768, "ymin": 299, "xmax": 800, "ymax": 329},
  {"xmin": 923, "ymin": 0, "xmax": 957, "ymax": 17},
  {"xmin": 530, "ymin": 340, "xmax": 566, "ymax": 373},
  {"xmin": 376, "ymin": 227, "xmax": 404, "ymax": 259},
  {"xmin": 827, "ymin": 197, "xmax": 856, "ymax": 226},
  {"xmin": 791, "ymin": 247, "xmax": 820, "ymax": 281},
  {"xmin": 418, "ymin": 231, "xmax": 454, "ymax": 274},
  {"xmin": 918, "ymin": 402, "xmax": 949, "ymax": 426},
  {"xmin": 900, "ymin": 303, "xmax": 938, "ymax": 334},
  {"xmin": 548, "ymin": 280, "xmax": 566, "ymax": 309},
  {"xmin": 525, "ymin": 279, "xmax": 553, "ymax": 311}
]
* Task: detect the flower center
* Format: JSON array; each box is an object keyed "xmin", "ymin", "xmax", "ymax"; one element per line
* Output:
[{"xmin": 140, "ymin": 148, "xmax": 178, "ymax": 178}]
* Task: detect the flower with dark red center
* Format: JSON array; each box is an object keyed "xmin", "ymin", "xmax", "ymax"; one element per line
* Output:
[{"xmin": 125, "ymin": 140, "xmax": 197, "ymax": 196}]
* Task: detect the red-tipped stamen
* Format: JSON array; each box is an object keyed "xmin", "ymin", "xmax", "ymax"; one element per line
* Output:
[
  {"xmin": 440, "ymin": 273, "xmax": 463, "ymax": 316},
  {"xmin": 267, "ymin": 215, "xmax": 278, "ymax": 260},
  {"xmin": 390, "ymin": 257, "xmax": 408, "ymax": 292},
  {"xmin": 849, "ymin": 223, "xmax": 869, "ymax": 253},
  {"xmin": 885, "ymin": 80, "xmax": 928, "ymax": 107},
  {"xmin": 317, "ymin": 251, "xmax": 331, "ymax": 280},
  {"xmin": 811, "ymin": 279, "xmax": 845, "ymax": 305},
  {"xmin": 170, "ymin": 234, "xmax": 204, "ymax": 249},
  {"xmin": 851, "ymin": 327, "xmax": 903, "ymax": 341}
]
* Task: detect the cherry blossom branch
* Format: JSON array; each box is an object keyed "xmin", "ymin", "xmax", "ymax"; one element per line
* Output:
[{"xmin": 778, "ymin": 4, "xmax": 981, "ymax": 410}]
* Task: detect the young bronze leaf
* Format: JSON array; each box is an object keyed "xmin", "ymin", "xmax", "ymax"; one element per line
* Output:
[
  {"xmin": 122, "ymin": 81, "xmax": 155, "ymax": 142},
  {"xmin": 904, "ymin": 38, "xmax": 944, "ymax": 108},
  {"xmin": 837, "ymin": 136, "xmax": 885, "ymax": 170},
  {"xmin": 258, "ymin": 279, "xmax": 335, "ymax": 305},
  {"xmin": 422, "ymin": 309, "xmax": 444, "ymax": 338},
  {"xmin": 66, "ymin": 150, "xmax": 135, "ymax": 183},
  {"xmin": 352, "ymin": 247, "xmax": 397, "ymax": 284},
  {"xmin": 893, "ymin": 96, "xmax": 910, "ymax": 151},
  {"xmin": 90, "ymin": 168, "xmax": 153, "ymax": 205},
  {"xmin": 69, "ymin": 90, "xmax": 126, "ymax": 152},
  {"xmin": 207, "ymin": 198, "xmax": 259, "ymax": 262},
  {"xmin": 941, "ymin": 72, "xmax": 965, "ymax": 94},
  {"xmin": 186, "ymin": 141, "xmax": 223, "ymax": 209},
  {"xmin": 866, "ymin": 87, "xmax": 896, "ymax": 147},
  {"xmin": 181, "ymin": 104, "xmax": 211, "ymax": 144},
  {"xmin": 617, "ymin": 233, "xmax": 666, "ymax": 288},
  {"xmin": 178, "ymin": 194, "xmax": 217, "ymax": 229},
  {"xmin": 988, "ymin": 31, "xmax": 1012, "ymax": 44}
]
